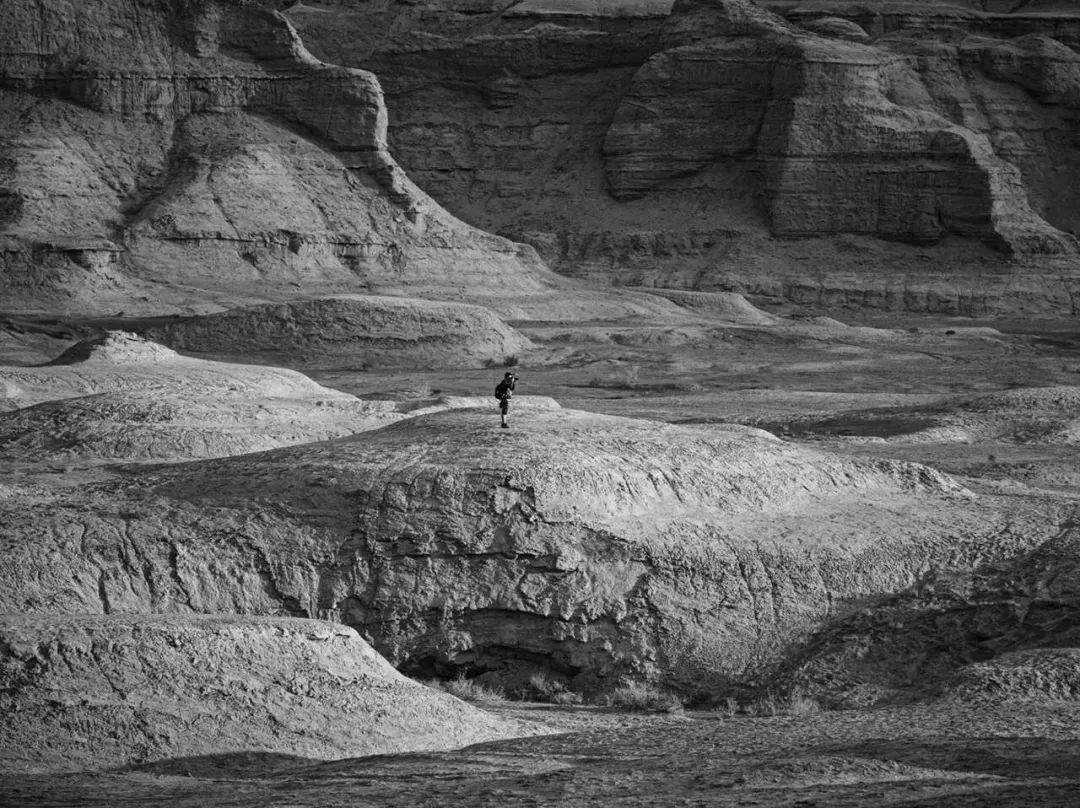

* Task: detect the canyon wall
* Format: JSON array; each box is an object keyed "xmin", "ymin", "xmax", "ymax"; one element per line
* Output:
[
  {"xmin": 0, "ymin": 0, "xmax": 551, "ymax": 314},
  {"xmin": 286, "ymin": 0, "xmax": 1080, "ymax": 313}
]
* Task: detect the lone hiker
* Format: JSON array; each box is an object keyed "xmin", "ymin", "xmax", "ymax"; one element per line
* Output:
[{"xmin": 494, "ymin": 371, "xmax": 518, "ymax": 428}]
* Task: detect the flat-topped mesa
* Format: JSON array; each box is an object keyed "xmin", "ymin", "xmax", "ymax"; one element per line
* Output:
[{"xmin": 603, "ymin": 0, "xmax": 1078, "ymax": 255}]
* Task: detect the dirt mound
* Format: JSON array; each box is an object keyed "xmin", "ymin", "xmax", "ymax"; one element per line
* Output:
[
  {"xmin": 949, "ymin": 648, "xmax": 1080, "ymax": 702},
  {"xmin": 48, "ymin": 331, "xmax": 179, "ymax": 366},
  {"xmin": 0, "ymin": 332, "xmax": 408, "ymax": 460},
  {"xmin": 0, "ymin": 391, "xmax": 399, "ymax": 462},
  {"xmin": 142, "ymin": 296, "xmax": 535, "ymax": 369},
  {"xmin": 0, "ymin": 614, "xmax": 544, "ymax": 774}
]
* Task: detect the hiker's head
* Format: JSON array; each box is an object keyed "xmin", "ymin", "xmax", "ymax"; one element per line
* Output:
[{"xmin": 505, "ymin": 372, "xmax": 517, "ymax": 379}]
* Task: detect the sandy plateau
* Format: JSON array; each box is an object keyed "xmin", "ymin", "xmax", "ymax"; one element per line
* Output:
[{"xmin": 2, "ymin": 0, "xmax": 1080, "ymax": 805}]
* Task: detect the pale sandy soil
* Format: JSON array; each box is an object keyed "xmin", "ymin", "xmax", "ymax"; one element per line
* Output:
[{"xmin": 4, "ymin": 700, "xmax": 1080, "ymax": 807}]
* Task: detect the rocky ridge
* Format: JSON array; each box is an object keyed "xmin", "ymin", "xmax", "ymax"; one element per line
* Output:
[{"xmin": 1, "ymin": 393, "xmax": 1066, "ymax": 696}]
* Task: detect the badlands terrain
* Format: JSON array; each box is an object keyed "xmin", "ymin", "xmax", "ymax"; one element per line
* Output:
[{"xmin": 2, "ymin": 0, "xmax": 1080, "ymax": 806}]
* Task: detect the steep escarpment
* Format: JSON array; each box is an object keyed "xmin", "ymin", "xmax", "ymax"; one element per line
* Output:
[
  {"xmin": 0, "ymin": 0, "xmax": 552, "ymax": 314},
  {"xmin": 287, "ymin": 0, "xmax": 1080, "ymax": 313},
  {"xmin": 0, "ymin": 614, "xmax": 544, "ymax": 773},
  {"xmin": 0, "ymin": 406, "xmax": 1065, "ymax": 695}
]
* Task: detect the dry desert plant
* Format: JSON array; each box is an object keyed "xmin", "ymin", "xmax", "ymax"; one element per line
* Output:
[{"xmin": 605, "ymin": 682, "xmax": 684, "ymax": 713}]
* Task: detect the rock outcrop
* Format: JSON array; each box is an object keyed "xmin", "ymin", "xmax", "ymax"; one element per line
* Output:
[
  {"xmin": 0, "ymin": 0, "xmax": 552, "ymax": 314},
  {"xmin": 142, "ymin": 295, "xmax": 536, "ymax": 369},
  {"xmin": 0, "ymin": 614, "xmax": 543, "ymax": 773},
  {"xmin": 0, "ymin": 404, "xmax": 1065, "ymax": 695},
  {"xmin": 606, "ymin": 0, "xmax": 1073, "ymax": 254}
]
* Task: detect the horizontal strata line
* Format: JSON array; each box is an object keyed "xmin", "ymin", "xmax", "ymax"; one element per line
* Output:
[{"xmin": 2, "ymin": 72, "xmax": 371, "ymax": 82}]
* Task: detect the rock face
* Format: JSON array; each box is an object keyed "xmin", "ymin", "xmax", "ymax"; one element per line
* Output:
[
  {"xmin": 771, "ymin": 511, "xmax": 1080, "ymax": 707},
  {"xmin": 0, "ymin": 0, "xmax": 551, "ymax": 314},
  {"xmin": 606, "ymin": 1, "xmax": 1072, "ymax": 253},
  {"xmin": 0, "ymin": 405, "xmax": 1064, "ymax": 694},
  {"xmin": 142, "ymin": 295, "xmax": 536, "ymax": 369},
  {"xmin": 286, "ymin": 0, "xmax": 1080, "ymax": 312},
  {"xmin": 0, "ymin": 614, "xmax": 543, "ymax": 773}
]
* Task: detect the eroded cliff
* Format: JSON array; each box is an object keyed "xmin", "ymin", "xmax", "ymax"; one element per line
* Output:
[
  {"xmin": 286, "ymin": 0, "xmax": 1080, "ymax": 313},
  {"xmin": 0, "ymin": 0, "xmax": 552, "ymax": 314}
]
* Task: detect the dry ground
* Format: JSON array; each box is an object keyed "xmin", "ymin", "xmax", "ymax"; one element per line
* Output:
[
  {"xmin": 2, "ymin": 300, "xmax": 1079, "ymax": 806},
  {"xmin": 5, "ymin": 700, "xmax": 1080, "ymax": 807}
]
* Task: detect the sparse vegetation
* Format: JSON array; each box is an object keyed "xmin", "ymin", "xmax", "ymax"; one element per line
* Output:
[
  {"xmin": 424, "ymin": 675, "xmax": 506, "ymax": 705},
  {"xmin": 605, "ymin": 682, "xmax": 684, "ymax": 713},
  {"xmin": 522, "ymin": 673, "xmax": 584, "ymax": 705},
  {"xmin": 742, "ymin": 690, "xmax": 823, "ymax": 717}
]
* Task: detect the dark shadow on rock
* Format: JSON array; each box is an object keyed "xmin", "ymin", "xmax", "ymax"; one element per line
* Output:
[{"xmin": 119, "ymin": 751, "xmax": 322, "ymax": 779}]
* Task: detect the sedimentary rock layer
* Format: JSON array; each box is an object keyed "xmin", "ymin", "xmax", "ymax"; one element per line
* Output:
[
  {"xmin": 0, "ymin": 0, "xmax": 550, "ymax": 313},
  {"xmin": 287, "ymin": 0, "xmax": 1080, "ymax": 310}
]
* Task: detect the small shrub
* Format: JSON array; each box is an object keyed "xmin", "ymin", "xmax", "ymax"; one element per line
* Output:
[
  {"xmin": 745, "ymin": 690, "xmax": 822, "ymax": 717},
  {"xmin": 746, "ymin": 692, "xmax": 782, "ymax": 717},
  {"xmin": 551, "ymin": 690, "xmax": 584, "ymax": 705},
  {"xmin": 718, "ymin": 696, "xmax": 739, "ymax": 717},
  {"xmin": 786, "ymin": 691, "xmax": 822, "ymax": 716},
  {"xmin": 484, "ymin": 354, "xmax": 520, "ymax": 369},
  {"xmin": 429, "ymin": 675, "xmax": 506, "ymax": 705},
  {"xmin": 522, "ymin": 673, "xmax": 583, "ymax": 705},
  {"xmin": 606, "ymin": 682, "xmax": 683, "ymax": 713}
]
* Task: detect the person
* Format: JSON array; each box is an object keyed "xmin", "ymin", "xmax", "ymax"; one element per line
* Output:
[{"xmin": 494, "ymin": 371, "xmax": 518, "ymax": 428}]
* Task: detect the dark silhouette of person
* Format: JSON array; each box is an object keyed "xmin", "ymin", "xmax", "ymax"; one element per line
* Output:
[{"xmin": 494, "ymin": 372, "xmax": 518, "ymax": 428}]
